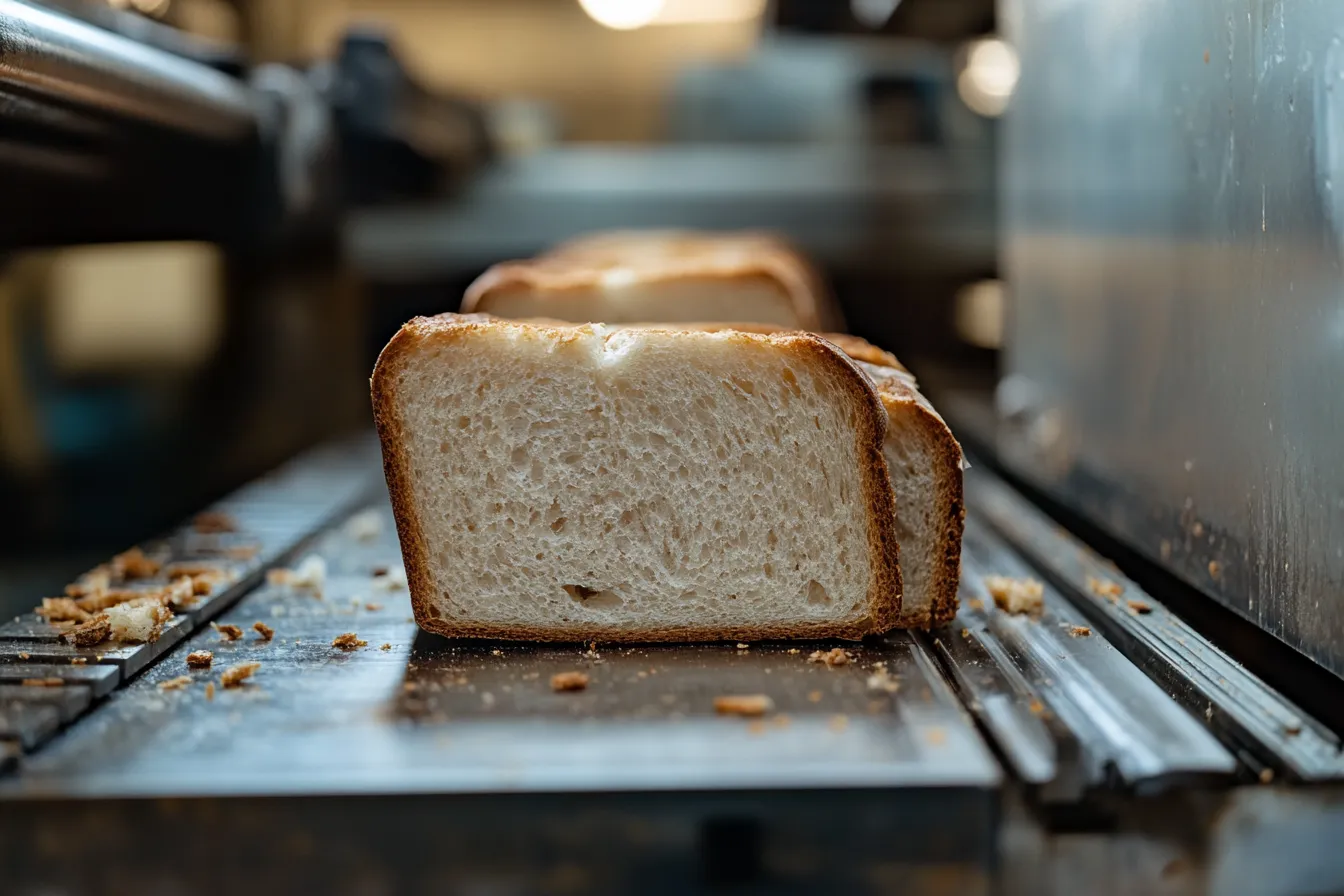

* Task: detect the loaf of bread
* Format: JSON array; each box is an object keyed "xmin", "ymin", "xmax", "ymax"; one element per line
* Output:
[
  {"xmin": 372, "ymin": 314, "xmax": 902, "ymax": 642},
  {"xmin": 603, "ymin": 322, "xmax": 963, "ymax": 628},
  {"xmin": 460, "ymin": 229, "xmax": 843, "ymax": 331}
]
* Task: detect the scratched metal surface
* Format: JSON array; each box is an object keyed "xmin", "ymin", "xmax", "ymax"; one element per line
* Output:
[
  {"xmin": 999, "ymin": 0, "xmax": 1344, "ymax": 677},
  {"xmin": 0, "ymin": 497, "xmax": 1001, "ymax": 799}
]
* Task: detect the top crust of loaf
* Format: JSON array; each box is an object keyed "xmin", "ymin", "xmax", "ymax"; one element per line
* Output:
[
  {"xmin": 461, "ymin": 232, "xmax": 835, "ymax": 331},
  {"xmin": 371, "ymin": 313, "xmax": 903, "ymax": 642}
]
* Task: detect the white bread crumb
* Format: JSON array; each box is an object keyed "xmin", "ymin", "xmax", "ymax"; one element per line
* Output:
[
  {"xmin": 106, "ymin": 599, "xmax": 173, "ymax": 643},
  {"xmin": 714, "ymin": 694, "xmax": 774, "ymax": 717},
  {"xmin": 985, "ymin": 576, "xmax": 1044, "ymax": 615},
  {"xmin": 343, "ymin": 509, "xmax": 384, "ymax": 541}
]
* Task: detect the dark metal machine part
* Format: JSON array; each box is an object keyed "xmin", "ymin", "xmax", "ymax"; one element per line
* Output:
[{"xmin": 2, "ymin": 437, "xmax": 1344, "ymax": 893}]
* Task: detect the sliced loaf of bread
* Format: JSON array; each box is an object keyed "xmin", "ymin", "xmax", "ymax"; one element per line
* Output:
[
  {"xmin": 372, "ymin": 314, "xmax": 902, "ymax": 642},
  {"xmin": 460, "ymin": 229, "xmax": 841, "ymax": 331}
]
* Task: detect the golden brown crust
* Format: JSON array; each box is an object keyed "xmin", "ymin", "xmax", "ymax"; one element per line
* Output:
[
  {"xmin": 461, "ymin": 231, "xmax": 834, "ymax": 330},
  {"xmin": 370, "ymin": 313, "xmax": 902, "ymax": 642}
]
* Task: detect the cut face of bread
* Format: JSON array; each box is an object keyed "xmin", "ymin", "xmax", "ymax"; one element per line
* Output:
[
  {"xmin": 461, "ymin": 230, "xmax": 841, "ymax": 331},
  {"xmin": 595, "ymin": 321, "xmax": 962, "ymax": 629},
  {"xmin": 372, "ymin": 314, "xmax": 901, "ymax": 642}
]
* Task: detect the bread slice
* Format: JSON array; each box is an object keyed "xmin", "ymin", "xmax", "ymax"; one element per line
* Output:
[
  {"xmin": 371, "ymin": 314, "xmax": 901, "ymax": 642},
  {"xmin": 460, "ymin": 229, "xmax": 841, "ymax": 331},
  {"xmin": 602, "ymin": 322, "xmax": 962, "ymax": 628}
]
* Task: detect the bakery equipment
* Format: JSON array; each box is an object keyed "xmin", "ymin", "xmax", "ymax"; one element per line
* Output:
[{"xmin": 5, "ymin": 1, "xmax": 1344, "ymax": 894}]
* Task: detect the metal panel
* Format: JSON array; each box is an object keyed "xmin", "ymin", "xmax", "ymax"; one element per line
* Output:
[{"xmin": 1000, "ymin": 0, "xmax": 1344, "ymax": 677}]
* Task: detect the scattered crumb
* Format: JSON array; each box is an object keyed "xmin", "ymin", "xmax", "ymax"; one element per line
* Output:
[
  {"xmin": 481, "ymin": 692, "xmax": 496, "ymax": 708},
  {"xmin": 343, "ymin": 508, "xmax": 383, "ymax": 541},
  {"xmin": 364, "ymin": 602, "xmax": 383, "ymax": 612},
  {"xmin": 372, "ymin": 566, "xmax": 408, "ymax": 591},
  {"xmin": 267, "ymin": 556, "xmax": 326, "ymax": 593},
  {"xmin": 186, "ymin": 650, "xmax": 213, "ymax": 668},
  {"xmin": 332, "ymin": 632, "xmax": 367, "ymax": 650},
  {"xmin": 522, "ymin": 671, "xmax": 540, "ymax": 681},
  {"xmin": 17, "ymin": 652, "xmax": 29, "ymax": 660},
  {"xmin": 828, "ymin": 714, "xmax": 849, "ymax": 732},
  {"xmin": 786, "ymin": 648, "xmax": 800, "ymax": 655},
  {"xmin": 64, "ymin": 567, "xmax": 111, "ymax": 599},
  {"xmin": 205, "ymin": 682, "xmax": 216, "ymax": 701},
  {"xmin": 925, "ymin": 727, "xmax": 948, "ymax": 747},
  {"xmin": 36, "ymin": 597, "xmax": 91, "ymax": 623},
  {"xmin": 158, "ymin": 676, "xmax": 192, "ymax": 692},
  {"xmin": 21, "ymin": 678, "xmax": 64, "ymax": 687},
  {"xmin": 212, "ymin": 622, "xmax": 243, "ymax": 642},
  {"xmin": 807, "ymin": 690, "xmax": 823, "ymax": 703},
  {"xmin": 220, "ymin": 661, "xmax": 261, "ymax": 688},
  {"xmin": 1127, "ymin": 599, "xmax": 1153, "ymax": 615},
  {"xmin": 379, "ymin": 643, "xmax": 392, "ymax": 651},
  {"xmin": 1208, "ymin": 560, "xmax": 1222, "ymax": 579},
  {"xmin": 736, "ymin": 643, "xmax": 750, "ymax": 650},
  {"xmin": 106, "ymin": 600, "xmax": 173, "ymax": 643},
  {"xmin": 70, "ymin": 657, "xmax": 87, "ymax": 666},
  {"xmin": 966, "ymin": 598, "xmax": 985, "ymax": 611},
  {"xmin": 61, "ymin": 614, "xmax": 111, "ymax": 647},
  {"xmin": 1028, "ymin": 699, "xmax": 1046, "ymax": 715},
  {"xmin": 193, "ymin": 511, "xmax": 238, "ymax": 534},
  {"xmin": 1086, "ymin": 576, "xmax": 1124, "ymax": 599},
  {"xmin": 866, "ymin": 669, "xmax": 900, "ymax": 693},
  {"xmin": 1259, "ymin": 768, "xmax": 1274, "ymax": 785},
  {"xmin": 714, "ymin": 694, "xmax": 774, "ymax": 717},
  {"xmin": 491, "ymin": 649, "xmax": 502, "ymax": 657},
  {"xmin": 808, "ymin": 647, "xmax": 851, "ymax": 667},
  {"xmin": 224, "ymin": 544, "xmax": 259, "ymax": 561},
  {"xmin": 1285, "ymin": 723, "xmax": 1302, "ymax": 737},
  {"xmin": 985, "ymin": 576, "xmax": 1045, "ymax": 615},
  {"xmin": 111, "ymin": 547, "xmax": 161, "ymax": 580},
  {"xmin": 1192, "ymin": 521, "xmax": 1205, "ymax": 538},
  {"xmin": 253, "ymin": 622, "xmax": 275, "ymax": 642},
  {"xmin": 551, "ymin": 671, "xmax": 590, "ymax": 692},
  {"xmin": 1069, "ymin": 625, "xmax": 1092, "ymax": 638}
]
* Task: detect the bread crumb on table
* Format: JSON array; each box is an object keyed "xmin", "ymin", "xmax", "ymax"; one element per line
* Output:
[
  {"xmin": 106, "ymin": 600, "xmax": 173, "ymax": 643},
  {"xmin": 36, "ymin": 597, "xmax": 91, "ymax": 623},
  {"xmin": 736, "ymin": 643, "xmax": 750, "ymax": 650},
  {"xmin": 205, "ymin": 682, "xmax": 216, "ymax": 701},
  {"xmin": 332, "ymin": 632, "xmax": 367, "ymax": 650},
  {"xmin": 111, "ymin": 547, "xmax": 161, "ymax": 580},
  {"xmin": 212, "ymin": 622, "xmax": 243, "ymax": 641},
  {"xmin": 1087, "ymin": 576, "xmax": 1124, "ymax": 599},
  {"xmin": 787, "ymin": 648, "xmax": 800, "ymax": 655},
  {"xmin": 21, "ymin": 678, "xmax": 64, "ymax": 687},
  {"xmin": 828, "ymin": 714, "xmax": 849, "ymax": 732},
  {"xmin": 1069, "ymin": 625, "xmax": 1092, "ymax": 638},
  {"xmin": 193, "ymin": 511, "xmax": 238, "ymax": 534},
  {"xmin": 807, "ymin": 690, "xmax": 823, "ymax": 703},
  {"xmin": 966, "ymin": 598, "xmax": 985, "ymax": 611},
  {"xmin": 985, "ymin": 576, "xmax": 1045, "ymax": 615},
  {"xmin": 343, "ymin": 508, "xmax": 383, "ymax": 541},
  {"xmin": 17, "ymin": 652, "xmax": 29, "ymax": 660},
  {"xmin": 364, "ymin": 603, "xmax": 383, "ymax": 612},
  {"xmin": 158, "ymin": 676, "xmax": 192, "ymax": 692},
  {"xmin": 551, "ymin": 671, "xmax": 590, "ymax": 691},
  {"xmin": 61, "ymin": 614, "xmax": 111, "ymax": 647},
  {"xmin": 267, "ymin": 556, "xmax": 326, "ymax": 593},
  {"xmin": 70, "ymin": 657, "xmax": 87, "ymax": 665},
  {"xmin": 1127, "ymin": 599, "xmax": 1153, "ymax": 615},
  {"xmin": 866, "ymin": 669, "xmax": 900, "ymax": 693},
  {"xmin": 186, "ymin": 650, "xmax": 214, "ymax": 668},
  {"xmin": 220, "ymin": 661, "xmax": 261, "ymax": 688},
  {"xmin": 253, "ymin": 622, "xmax": 275, "ymax": 642},
  {"xmin": 379, "ymin": 643, "xmax": 392, "ymax": 651},
  {"xmin": 714, "ymin": 694, "xmax": 774, "ymax": 717},
  {"xmin": 808, "ymin": 647, "xmax": 851, "ymax": 667},
  {"xmin": 372, "ymin": 566, "xmax": 407, "ymax": 591}
]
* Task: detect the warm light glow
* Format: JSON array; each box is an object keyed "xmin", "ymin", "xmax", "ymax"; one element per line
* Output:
[
  {"xmin": 955, "ymin": 279, "xmax": 1005, "ymax": 349},
  {"xmin": 655, "ymin": 0, "xmax": 767, "ymax": 25},
  {"xmin": 957, "ymin": 37, "xmax": 1020, "ymax": 117},
  {"xmin": 578, "ymin": 0, "xmax": 764, "ymax": 29},
  {"xmin": 578, "ymin": 0, "xmax": 666, "ymax": 31}
]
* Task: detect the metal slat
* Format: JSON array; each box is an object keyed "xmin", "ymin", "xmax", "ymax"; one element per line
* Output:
[
  {"xmin": 967, "ymin": 467, "xmax": 1344, "ymax": 782},
  {"xmin": 0, "ymin": 684, "xmax": 92, "ymax": 723},
  {"xmin": 0, "ymin": 663, "xmax": 118, "ymax": 698},
  {"xmin": 952, "ymin": 518, "xmax": 1235, "ymax": 794}
]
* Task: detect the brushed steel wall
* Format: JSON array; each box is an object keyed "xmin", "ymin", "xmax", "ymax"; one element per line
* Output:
[{"xmin": 999, "ymin": 0, "xmax": 1344, "ymax": 676}]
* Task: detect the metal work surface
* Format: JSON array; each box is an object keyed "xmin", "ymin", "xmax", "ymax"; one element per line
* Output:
[
  {"xmin": 2, "ymin": 437, "xmax": 1344, "ymax": 892},
  {"xmin": 0, "ymin": 493, "xmax": 1000, "ymax": 798},
  {"xmin": 0, "ymin": 0, "xmax": 256, "ymax": 139},
  {"xmin": 1000, "ymin": 0, "xmax": 1344, "ymax": 677}
]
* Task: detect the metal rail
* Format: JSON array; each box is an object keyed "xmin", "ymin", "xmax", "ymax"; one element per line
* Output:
[{"xmin": 0, "ymin": 0, "xmax": 256, "ymax": 140}]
